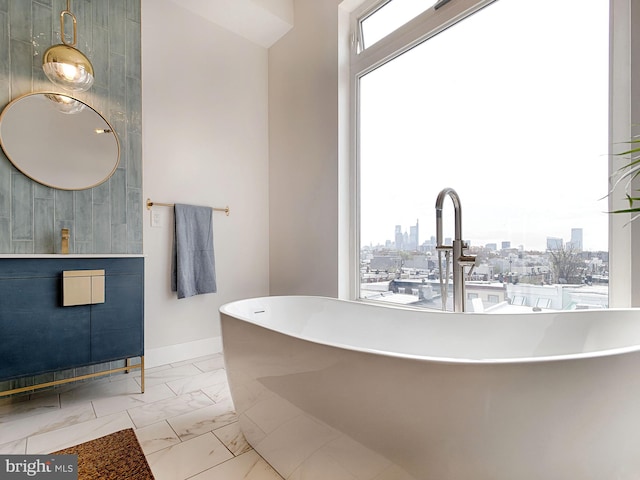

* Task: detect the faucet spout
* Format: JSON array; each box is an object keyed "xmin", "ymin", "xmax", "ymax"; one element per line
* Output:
[
  {"xmin": 61, "ymin": 228, "xmax": 70, "ymax": 254},
  {"xmin": 435, "ymin": 188, "xmax": 475, "ymax": 312},
  {"xmin": 435, "ymin": 187, "xmax": 462, "ymax": 249}
]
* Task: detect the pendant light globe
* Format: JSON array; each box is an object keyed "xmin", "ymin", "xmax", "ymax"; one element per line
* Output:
[{"xmin": 42, "ymin": 43, "xmax": 94, "ymax": 92}]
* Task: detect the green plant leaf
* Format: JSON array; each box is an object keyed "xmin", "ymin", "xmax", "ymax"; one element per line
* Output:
[{"xmin": 611, "ymin": 207, "xmax": 640, "ymax": 214}]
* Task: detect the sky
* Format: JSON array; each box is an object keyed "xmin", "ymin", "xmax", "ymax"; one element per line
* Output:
[{"xmin": 359, "ymin": 0, "xmax": 610, "ymax": 252}]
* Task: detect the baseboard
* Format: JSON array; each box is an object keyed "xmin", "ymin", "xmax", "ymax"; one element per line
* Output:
[{"xmin": 145, "ymin": 336, "xmax": 223, "ymax": 369}]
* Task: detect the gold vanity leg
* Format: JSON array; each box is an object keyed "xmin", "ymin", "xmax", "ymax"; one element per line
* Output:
[{"xmin": 140, "ymin": 356, "xmax": 145, "ymax": 393}]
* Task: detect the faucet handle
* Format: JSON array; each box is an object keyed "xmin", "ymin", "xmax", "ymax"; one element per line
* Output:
[
  {"xmin": 460, "ymin": 254, "xmax": 478, "ymax": 280},
  {"xmin": 458, "ymin": 254, "xmax": 477, "ymax": 267}
]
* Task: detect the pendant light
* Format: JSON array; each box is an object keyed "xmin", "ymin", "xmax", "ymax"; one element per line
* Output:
[{"xmin": 42, "ymin": 0, "xmax": 94, "ymax": 92}]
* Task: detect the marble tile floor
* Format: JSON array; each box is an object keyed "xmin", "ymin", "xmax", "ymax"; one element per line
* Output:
[{"xmin": 0, "ymin": 354, "xmax": 284, "ymax": 480}]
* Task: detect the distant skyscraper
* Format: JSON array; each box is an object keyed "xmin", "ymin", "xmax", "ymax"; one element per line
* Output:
[
  {"xmin": 547, "ymin": 237, "xmax": 563, "ymax": 250},
  {"xmin": 395, "ymin": 225, "xmax": 403, "ymax": 250},
  {"xmin": 569, "ymin": 228, "xmax": 583, "ymax": 251},
  {"xmin": 501, "ymin": 241, "xmax": 511, "ymax": 250},
  {"xmin": 409, "ymin": 219, "xmax": 419, "ymax": 251},
  {"xmin": 486, "ymin": 243, "xmax": 497, "ymax": 251}
]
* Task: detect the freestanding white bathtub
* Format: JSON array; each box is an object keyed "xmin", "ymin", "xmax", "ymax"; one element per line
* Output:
[{"xmin": 219, "ymin": 296, "xmax": 640, "ymax": 480}]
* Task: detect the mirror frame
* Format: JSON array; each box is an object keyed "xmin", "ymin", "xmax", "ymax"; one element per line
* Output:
[{"xmin": 0, "ymin": 92, "xmax": 120, "ymax": 191}]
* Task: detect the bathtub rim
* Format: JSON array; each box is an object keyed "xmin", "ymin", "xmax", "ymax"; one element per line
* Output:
[{"xmin": 219, "ymin": 295, "xmax": 640, "ymax": 366}]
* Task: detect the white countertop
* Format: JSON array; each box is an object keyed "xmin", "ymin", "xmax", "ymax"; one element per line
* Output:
[{"xmin": 0, "ymin": 254, "xmax": 145, "ymax": 258}]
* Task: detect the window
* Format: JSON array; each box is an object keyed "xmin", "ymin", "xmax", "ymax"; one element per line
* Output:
[
  {"xmin": 358, "ymin": 0, "xmax": 438, "ymax": 51},
  {"xmin": 487, "ymin": 294, "xmax": 500, "ymax": 304},
  {"xmin": 352, "ymin": 0, "xmax": 610, "ymax": 311},
  {"xmin": 511, "ymin": 296, "xmax": 526, "ymax": 307},
  {"xmin": 536, "ymin": 298, "xmax": 552, "ymax": 309}
]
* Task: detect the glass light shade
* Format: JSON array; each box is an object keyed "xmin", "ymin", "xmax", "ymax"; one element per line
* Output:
[
  {"xmin": 42, "ymin": 44, "xmax": 94, "ymax": 92},
  {"xmin": 44, "ymin": 93, "xmax": 86, "ymax": 114}
]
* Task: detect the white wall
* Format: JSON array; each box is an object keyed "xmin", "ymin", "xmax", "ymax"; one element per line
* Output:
[
  {"xmin": 268, "ymin": 0, "xmax": 344, "ymax": 297},
  {"xmin": 142, "ymin": 0, "xmax": 270, "ymax": 366}
]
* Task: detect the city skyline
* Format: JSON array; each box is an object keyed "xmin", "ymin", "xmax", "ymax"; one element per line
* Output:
[{"xmin": 366, "ymin": 223, "xmax": 600, "ymax": 253}]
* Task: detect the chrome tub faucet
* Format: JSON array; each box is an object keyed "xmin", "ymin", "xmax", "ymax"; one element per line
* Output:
[{"xmin": 435, "ymin": 188, "xmax": 476, "ymax": 312}]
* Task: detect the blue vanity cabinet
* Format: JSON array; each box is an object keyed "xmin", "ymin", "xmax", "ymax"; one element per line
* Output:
[
  {"xmin": 91, "ymin": 270, "xmax": 144, "ymax": 362},
  {"xmin": 0, "ymin": 275, "xmax": 91, "ymax": 380},
  {"xmin": 0, "ymin": 257, "xmax": 144, "ymax": 392}
]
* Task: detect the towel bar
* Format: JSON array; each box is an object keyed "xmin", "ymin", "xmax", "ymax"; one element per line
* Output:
[{"xmin": 146, "ymin": 198, "xmax": 230, "ymax": 216}]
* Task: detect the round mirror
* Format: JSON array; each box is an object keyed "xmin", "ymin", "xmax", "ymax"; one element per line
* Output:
[{"xmin": 0, "ymin": 92, "xmax": 120, "ymax": 190}]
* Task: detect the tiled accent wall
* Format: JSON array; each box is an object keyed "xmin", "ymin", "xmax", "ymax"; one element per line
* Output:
[{"xmin": 0, "ymin": 0, "xmax": 142, "ymax": 254}]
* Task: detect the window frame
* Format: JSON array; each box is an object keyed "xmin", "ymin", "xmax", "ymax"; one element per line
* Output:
[{"xmin": 345, "ymin": 0, "xmax": 637, "ymax": 307}]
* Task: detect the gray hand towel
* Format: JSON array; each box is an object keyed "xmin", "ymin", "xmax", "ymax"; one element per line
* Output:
[{"xmin": 171, "ymin": 204, "xmax": 217, "ymax": 299}]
